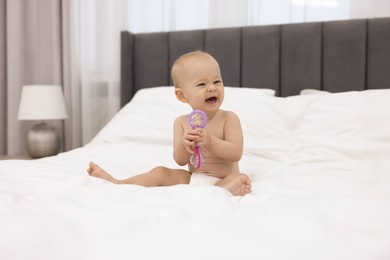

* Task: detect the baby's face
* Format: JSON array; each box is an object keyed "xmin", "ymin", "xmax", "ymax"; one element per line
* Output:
[{"xmin": 179, "ymin": 55, "xmax": 224, "ymax": 114}]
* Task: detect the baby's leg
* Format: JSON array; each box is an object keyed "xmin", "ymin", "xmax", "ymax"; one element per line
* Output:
[
  {"xmin": 87, "ymin": 162, "xmax": 119, "ymax": 183},
  {"xmin": 214, "ymin": 173, "xmax": 251, "ymax": 196},
  {"xmin": 87, "ymin": 162, "xmax": 191, "ymax": 187}
]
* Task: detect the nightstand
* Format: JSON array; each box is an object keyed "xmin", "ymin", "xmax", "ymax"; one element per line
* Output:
[{"xmin": 0, "ymin": 154, "xmax": 32, "ymax": 160}]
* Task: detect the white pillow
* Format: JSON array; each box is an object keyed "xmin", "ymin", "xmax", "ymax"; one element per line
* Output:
[
  {"xmin": 248, "ymin": 89, "xmax": 390, "ymax": 162},
  {"xmin": 89, "ymin": 86, "xmax": 187, "ymax": 146},
  {"xmin": 89, "ymin": 86, "xmax": 390, "ymax": 167},
  {"xmin": 226, "ymin": 88, "xmax": 390, "ymax": 163},
  {"xmin": 300, "ymin": 88, "xmax": 330, "ymax": 95},
  {"xmin": 224, "ymin": 86, "xmax": 276, "ymax": 97},
  {"xmin": 289, "ymin": 89, "xmax": 390, "ymax": 164},
  {"xmin": 89, "ymin": 86, "xmax": 276, "ymax": 146}
]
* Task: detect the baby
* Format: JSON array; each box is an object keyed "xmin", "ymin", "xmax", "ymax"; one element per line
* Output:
[{"xmin": 87, "ymin": 51, "xmax": 251, "ymax": 196}]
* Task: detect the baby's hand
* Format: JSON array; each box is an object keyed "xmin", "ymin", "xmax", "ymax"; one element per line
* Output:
[
  {"xmin": 194, "ymin": 128, "xmax": 211, "ymax": 148},
  {"xmin": 184, "ymin": 128, "xmax": 212, "ymax": 153},
  {"xmin": 184, "ymin": 129, "xmax": 200, "ymax": 154}
]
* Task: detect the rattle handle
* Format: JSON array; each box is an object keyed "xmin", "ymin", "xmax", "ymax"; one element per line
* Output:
[{"xmin": 194, "ymin": 146, "xmax": 201, "ymax": 169}]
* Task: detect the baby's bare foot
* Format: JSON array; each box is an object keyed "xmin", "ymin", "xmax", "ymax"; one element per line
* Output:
[
  {"xmin": 86, "ymin": 162, "xmax": 118, "ymax": 183},
  {"xmin": 216, "ymin": 173, "xmax": 252, "ymax": 196}
]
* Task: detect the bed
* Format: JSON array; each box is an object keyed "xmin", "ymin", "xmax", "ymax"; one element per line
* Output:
[{"xmin": 1, "ymin": 18, "xmax": 390, "ymax": 260}]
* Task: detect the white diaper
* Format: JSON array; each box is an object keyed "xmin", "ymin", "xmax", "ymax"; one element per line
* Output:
[{"xmin": 189, "ymin": 173, "xmax": 220, "ymax": 186}]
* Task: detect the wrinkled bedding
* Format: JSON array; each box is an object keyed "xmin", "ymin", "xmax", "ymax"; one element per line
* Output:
[{"xmin": 1, "ymin": 87, "xmax": 390, "ymax": 260}]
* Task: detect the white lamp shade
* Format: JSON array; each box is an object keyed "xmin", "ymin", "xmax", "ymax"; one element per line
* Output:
[{"xmin": 17, "ymin": 85, "xmax": 68, "ymax": 120}]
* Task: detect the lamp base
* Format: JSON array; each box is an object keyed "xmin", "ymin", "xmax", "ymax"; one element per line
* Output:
[{"xmin": 27, "ymin": 122, "xmax": 60, "ymax": 158}]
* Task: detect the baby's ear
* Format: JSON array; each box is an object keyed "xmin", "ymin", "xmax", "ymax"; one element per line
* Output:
[{"xmin": 175, "ymin": 87, "xmax": 188, "ymax": 103}]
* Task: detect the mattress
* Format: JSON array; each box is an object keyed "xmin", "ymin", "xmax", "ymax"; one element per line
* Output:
[{"xmin": 1, "ymin": 87, "xmax": 390, "ymax": 260}]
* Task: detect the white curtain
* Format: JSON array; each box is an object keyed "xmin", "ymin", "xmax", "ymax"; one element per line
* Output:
[
  {"xmin": 350, "ymin": 0, "xmax": 390, "ymax": 18},
  {"xmin": 67, "ymin": 0, "xmax": 127, "ymax": 147},
  {"xmin": 2, "ymin": 0, "xmax": 389, "ymax": 155},
  {"xmin": 2, "ymin": 0, "xmax": 64, "ymax": 155}
]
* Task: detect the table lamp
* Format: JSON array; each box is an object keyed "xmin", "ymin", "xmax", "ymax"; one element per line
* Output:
[{"xmin": 17, "ymin": 85, "xmax": 68, "ymax": 158}]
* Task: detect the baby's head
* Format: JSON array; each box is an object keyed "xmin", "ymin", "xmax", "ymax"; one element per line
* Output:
[{"xmin": 172, "ymin": 51, "xmax": 224, "ymax": 112}]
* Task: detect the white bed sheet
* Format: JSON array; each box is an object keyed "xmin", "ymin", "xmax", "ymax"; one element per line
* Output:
[{"xmin": 1, "ymin": 87, "xmax": 390, "ymax": 260}]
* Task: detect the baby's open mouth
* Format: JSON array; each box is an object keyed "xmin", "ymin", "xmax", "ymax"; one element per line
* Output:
[{"xmin": 205, "ymin": 97, "xmax": 217, "ymax": 103}]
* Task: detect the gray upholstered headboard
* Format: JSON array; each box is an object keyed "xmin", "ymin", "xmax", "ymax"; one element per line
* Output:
[{"xmin": 120, "ymin": 17, "xmax": 390, "ymax": 107}]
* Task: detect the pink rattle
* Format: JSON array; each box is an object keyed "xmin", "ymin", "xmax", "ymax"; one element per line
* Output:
[{"xmin": 188, "ymin": 110, "xmax": 208, "ymax": 169}]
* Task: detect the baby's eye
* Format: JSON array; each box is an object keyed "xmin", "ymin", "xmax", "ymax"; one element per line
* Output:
[
  {"xmin": 197, "ymin": 83, "xmax": 206, "ymax": 87},
  {"xmin": 214, "ymin": 80, "xmax": 221, "ymax": 84}
]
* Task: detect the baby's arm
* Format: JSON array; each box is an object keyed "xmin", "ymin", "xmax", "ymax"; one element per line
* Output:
[{"xmin": 198, "ymin": 111, "xmax": 243, "ymax": 162}]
